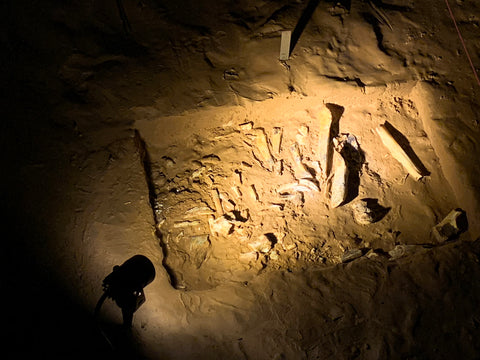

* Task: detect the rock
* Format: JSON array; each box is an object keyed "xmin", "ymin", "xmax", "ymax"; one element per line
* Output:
[
  {"xmin": 432, "ymin": 209, "xmax": 468, "ymax": 242},
  {"xmin": 352, "ymin": 198, "xmax": 390, "ymax": 225},
  {"xmin": 341, "ymin": 249, "xmax": 364, "ymax": 263}
]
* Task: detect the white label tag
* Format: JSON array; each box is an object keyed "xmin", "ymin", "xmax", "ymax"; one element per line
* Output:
[{"xmin": 279, "ymin": 31, "xmax": 292, "ymax": 60}]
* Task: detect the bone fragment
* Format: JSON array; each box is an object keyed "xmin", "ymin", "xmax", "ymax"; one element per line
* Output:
[
  {"xmin": 253, "ymin": 128, "xmax": 275, "ymax": 171},
  {"xmin": 174, "ymin": 220, "xmax": 201, "ymax": 228},
  {"xmin": 185, "ymin": 206, "xmax": 214, "ymax": 217},
  {"xmin": 270, "ymin": 127, "xmax": 283, "ymax": 155},
  {"xmin": 432, "ymin": 209, "xmax": 468, "ymax": 242},
  {"xmin": 208, "ymin": 216, "xmax": 233, "ymax": 236},
  {"xmin": 290, "ymin": 143, "xmax": 313, "ymax": 179},
  {"xmin": 211, "ymin": 188, "xmax": 224, "ymax": 215}
]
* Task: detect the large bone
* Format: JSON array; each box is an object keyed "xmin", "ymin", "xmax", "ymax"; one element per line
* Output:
[
  {"xmin": 375, "ymin": 123, "xmax": 424, "ymax": 181},
  {"xmin": 330, "ymin": 150, "xmax": 349, "ymax": 208},
  {"xmin": 253, "ymin": 128, "xmax": 275, "ymax": 171},
  {"xmin": 317, "ymin": 105, "xmax": 333, "ymax": 180}
]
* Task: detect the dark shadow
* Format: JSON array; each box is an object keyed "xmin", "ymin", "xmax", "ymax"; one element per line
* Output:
[
  {"xmin": 339, "ymin": 0, "xmax": 352, "ymax": 11},
  {"xmin": 383, "ymin": 122, "xmax": 430, "ymax": 177},
  {"xmin": 339, "ymin": 139, "xmax": 365, "ymax": 204},
  {"xmin": 289, "ymin": 0, "xmax": 321, "ymax": 55},
  {"xmin": 116, "ymin": 0, "xmax": 132, "ymax": 35},
  {"xmin": 361, "ymin": 11, "xmax": 389, "ymax": 55},
  {"xmin": 361, "ymin": 198, "xmax": 391, "ymax": 223},
  {"xmin": 326, "ymin": 103, "xmax": 344, "ymax": 137}
]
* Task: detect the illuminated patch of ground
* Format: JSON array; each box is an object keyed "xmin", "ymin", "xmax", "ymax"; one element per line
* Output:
[{"xmin": 136, "ymin": 83, "xmax": 457, "ymax": 290}]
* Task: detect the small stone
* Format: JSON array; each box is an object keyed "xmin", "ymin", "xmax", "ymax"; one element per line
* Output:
[{"xmin": 432, "ymin": 209, "xmax": 468, "ymax": 242}]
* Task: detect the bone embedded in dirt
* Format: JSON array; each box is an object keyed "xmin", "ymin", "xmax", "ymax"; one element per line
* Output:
[
  {"xmin": 239, "ymin": 121, "xmax": 253, "ymax": 131},
  {"xmin": 248, "ymin": 184, "xmax": 260, "ymax": 202},
  {"xmin": 375, "ymin": 123, "xmax": 424, "ymax": 181},
  {"xmin": 330, "ymin": 150, "xmax": 349, "ymax": 208},
  {"xmin": 252, "ymin": 128, "xmax": 275, "ymax": 171},
  {"xmin": 173, "ymin": 220, "xmax": 202, "ymax": 228},
  {"xmin": 248, "ymin": 234, "xmax": 273, "ymax": 253},
  {"xmin": 298, "ymin": 178, "xmax": 320, "ymax": 192},
  {"xmin": 290, "ymin": 142, "xmax": 313, "ymax": 180},
  {"xmin": 432, "ymin": 209, "xmax": 468, "ymax": 242},
  {"xmin": 184, "ymin": 205, "xmax": 214, "ymax": 217},
  {"xmin": 341, "ymin": 248, "xmax": 364, "ymax": 263},
  {"xmin": 317, "ymin": 105, "xmax": 334, "ymax": 180},
  {"xmin": 211, "ymin": 188, "xmax": 224, "ymax": 215},
  {"xmin": 208, "ymin": 215, "xmax": 233, "ymax": 237},
  {"xmin": 270, "ymin": 127, "xmax": 283, "ymax": 156},
  {"xmin": 296, "ymin": 125, "xmax": 309, "ymax": 146}
]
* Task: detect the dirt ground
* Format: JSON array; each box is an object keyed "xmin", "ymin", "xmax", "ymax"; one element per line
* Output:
[{"xmin": 3, "ymin": 0, "xmax": 480, "ymax": 359}]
